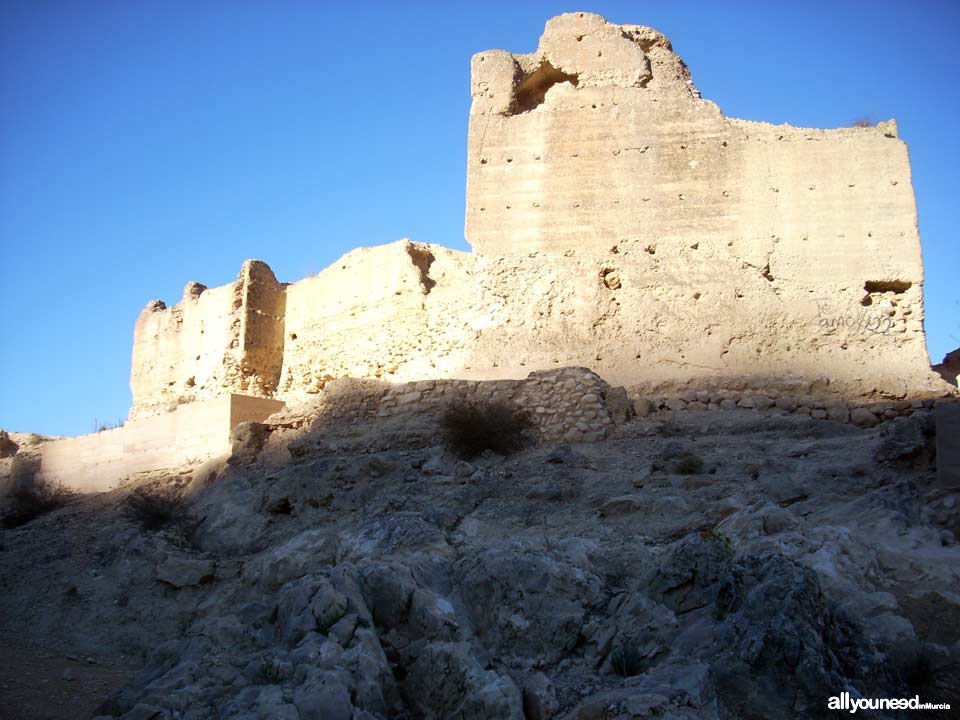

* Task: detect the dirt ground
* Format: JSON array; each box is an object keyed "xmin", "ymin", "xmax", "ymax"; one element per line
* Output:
[{"xmin": 0, "ymin": 634, "xmax": 137, "ymax": 720}]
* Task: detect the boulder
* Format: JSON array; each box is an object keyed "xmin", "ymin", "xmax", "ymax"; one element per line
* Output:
[
  {"xmin": 851, "ymin": 408, "xmax": 880, "ymax": 428},
  {"xmin": 455, "ymin": 543, "xmax": 604, "ymax": 662},
  {"xmin": 155, "ymin": 554, "xmax": 215, "ymax": 588},
  {"xmin": 402, "ymin": 642, "xmax": 524, "ymax": 720}
]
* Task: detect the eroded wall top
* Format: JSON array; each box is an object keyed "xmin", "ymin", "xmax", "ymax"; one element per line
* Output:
[
  {"xmin": 465, "ymin": 11, "xmax": 921, "ymax": 282},
  {"xmin": 129, "ymin": 260, "xmax": 284, "ymax": 419}
]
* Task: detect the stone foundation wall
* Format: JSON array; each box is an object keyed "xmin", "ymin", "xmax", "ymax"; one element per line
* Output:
[
  {"xmin": 628, "ymin": 388, "xmax": 954, "ymax": 428},
  {"xmin": 375, "ymin": 367, "xmax": 621, "ymax": 443}
]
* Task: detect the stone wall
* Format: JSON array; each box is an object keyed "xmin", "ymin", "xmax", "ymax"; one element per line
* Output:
[
  {"xmin": 259, "ymin": 368, "xmax": 622, "ymax": 445},
  {"xmin": 628, "ymin": 387, "xmax": 954, "ymax": 429},
  {"xmin": 262, "ymin": 367, "xmax": 949, "ymax": 458},
  {"xmin": 374, "ymin": 367, "xmax": 623, "ymax": 443},
  {"xmin": 37, "ymin": 395, "xmax": 283, "ymax": 492}
]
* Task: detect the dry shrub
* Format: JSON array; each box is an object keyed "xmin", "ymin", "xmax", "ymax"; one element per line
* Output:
[
  {"xmin": 2, "ymin": 476, "xmax": 71, "ymax": 528},
  {"xmin": 672, "ymin": 452, "xmax": 705, "ymax": 475},
  {"xmin": 123, "ymin": 488, "xmax": 185, "ymax": 532},
  {"xmin": 441, "ymin": 400, "xmax": 534, "ymax": 459}
]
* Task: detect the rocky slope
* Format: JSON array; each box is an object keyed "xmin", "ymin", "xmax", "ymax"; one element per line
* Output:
[{"xmin": 1, "ymin": 401, "xmax": 959, "ymax": 719}]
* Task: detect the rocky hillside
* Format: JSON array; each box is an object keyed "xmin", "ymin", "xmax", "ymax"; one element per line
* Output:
[{"xmin": 1, "ymin": 393, "xmax": 959, "ymax": 719}]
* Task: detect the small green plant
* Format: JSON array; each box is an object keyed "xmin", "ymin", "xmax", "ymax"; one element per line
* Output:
[
  {"xmin": 441, "ymin": 399, "xmax": 534, "ymax": 459},
  {"xmin": 123, "ymin": 488, "xmax": 184, "ymax": 531},
  {"xmin": 1, "ymin": 477, "xmax": 71, "ymax": 528},
  {"xmin": 672, "ymin": 452, "xmax": 704, "ymax": 475}
]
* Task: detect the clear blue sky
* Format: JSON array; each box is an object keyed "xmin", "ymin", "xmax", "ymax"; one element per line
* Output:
[{"xmin": 1, "ymin": 1, "xmax": 958, "ymax": 436}]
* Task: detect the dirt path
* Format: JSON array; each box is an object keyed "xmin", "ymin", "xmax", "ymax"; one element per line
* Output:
[{"xmin": 0, "ymin": 635, "xmax": 137, "ymax": 720}]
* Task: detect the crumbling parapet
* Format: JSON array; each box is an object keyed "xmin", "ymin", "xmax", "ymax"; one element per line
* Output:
[
  {"xmin": 237, "ymin": 260, "xmax": 286, "ymax": 397},
  {"xmin": 129, "ymin": 260, "xmax": 287, "ymax": 419}
]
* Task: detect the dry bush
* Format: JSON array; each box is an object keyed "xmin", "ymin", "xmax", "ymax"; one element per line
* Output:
[
  {"xmin": 671, "ymin": 452, "xmax": 705, "ymax": 475},
  {"xmin": 610, "ymin": 640, "xmax": 646, "ymax": 677},
  {"xmin": 441, "ymin": 400, "xmax": 534, "ymax": 459},
  {"xmin": 123, "ymin": 488, "xmax": 185, "ymax": 532},
  {"xmin": 2, "ymin": 475, "xmax": 71, "ymax": 528}
]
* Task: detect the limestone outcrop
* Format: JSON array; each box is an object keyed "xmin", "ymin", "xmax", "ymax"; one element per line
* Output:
[
  {"xmin": 127, "ymin": 12, "xmax": 953, "ymax": 423},
  {"xmin": 4, "ymin": 393, "xmax": 960, "ymax": 718}
]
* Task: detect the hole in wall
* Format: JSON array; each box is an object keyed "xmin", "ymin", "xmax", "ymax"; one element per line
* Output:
[
  {"xmin": 512, "ymin": 60, "xmax": 580, "ymax": 114},
  {"xmin": 600, "ymin": 268, "xmax": 622, "ymax": 290},
  {"xmin": 864, "ymin": 280, "xmax": 911, "ymax": 294},
  {"xmin": 406, "ymin": 244, "xmax": 437, "ymax": 294}
]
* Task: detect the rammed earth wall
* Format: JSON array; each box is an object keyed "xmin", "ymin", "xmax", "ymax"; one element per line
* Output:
[{"xmin": 128, "ymin": 12, "xmax": 953, "ymax": 423}]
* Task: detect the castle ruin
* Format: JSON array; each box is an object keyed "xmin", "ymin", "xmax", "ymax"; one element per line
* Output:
[
  {"xmin": 131, "ymin": 12, "xmax": 945, "ymax": 418},
  {"xmin": 30, "ymin": 12, "xmax": 956, "ymax": 490}
]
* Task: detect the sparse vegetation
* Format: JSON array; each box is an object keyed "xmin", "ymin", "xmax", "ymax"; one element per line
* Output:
[
  {"xmin": 899, "ymin": 645, "xmax": 953, "ymax": 700},
  {"xmin": 93, "ymin": 418, "xmax": 125, "ymax": 433},
  {"xmin": 610, "ymin": 639, "xmax": 646, "ymax": 677},
  {"xmin": 671, "ymin": 452, "xmax": 705, "ymax": 475},
  {"xmin": 123, "ymin": 488, "xmax": 185, "ymax": 532},
  {"xmin": 441, "ymin": 399, "xmax": 534, "ymax": 459},
  {"xmin": 1, "ymin": 476, "xmax": 71, "ymax": 528}
]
